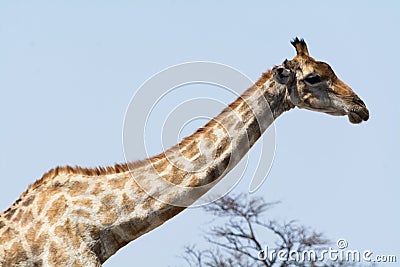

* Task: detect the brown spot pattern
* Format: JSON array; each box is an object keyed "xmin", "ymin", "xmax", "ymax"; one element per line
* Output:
[
  {"xmin": 48, "ymin": 241, "xmax": 64, "ymax": 266},
  {"xmin": 67, "ymin": 181, "xmax": 89, "ymax": 197},
  {"xmin": 91, "ymin": 182, "xmax": 104, "ymax": 196},
  {"xmin": 98, "ymin": 195, "xmax": 117, "ymax": 226},
  {"xmin": 71, "ymin": 209, "xmax": 91, "ymax": 219},
  {"xmin": 141, "ymin": 196, "xmax": 157, "ymax": 212},
  {"xmin": 161, "ymin": 166, "xmax": 187, "ymax": 185},
  {"xmin": 21, "ymin": 195, "xmax": 35, "ymax": 207},
  {"xmin": 46, "ymin": 195, "xmax": 68, "ymax": 225},
  {"xmin": 150, "ymin": 157, "xmax": 169, "ymax": 173},
  {"xmin": 1, "ymin": 226, "xmax": 17, "ymax": 243},
  {"xmin": 19, "ymin": 210, "xmax": 34, "ymax": 227},
  {"xmin": 180, "ymin": 141, "xmax": 200, "ymax": 159},
  {"xmin": 107, "ymin": 176, "xmax": 130, "ymax": 190},
  {"xmin": 25, "ymin": 228, "xmax": 48, "ymax": 257},
  {"xmin": 72, "ymin": 199, "xmax": 93, "ymax": 209},
  {"xmin": 2, "ymin": 241, "xmax": 28, "ymax": 266},
  {"xmin": 121, "ymin": 193, "xmax": 135, "ymax": 214},
  {"xmin": 3, "ymin": 208, "xmax": 16, "ymax": 220},
  {"xmin": 36, "ymin": 194, "xmax": 48, "ymax": 215}
]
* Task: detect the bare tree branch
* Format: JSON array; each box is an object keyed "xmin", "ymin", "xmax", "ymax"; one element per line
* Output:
[{"xmin": 181, "ymin": 194, "xmax": 372, "ymax": 267}]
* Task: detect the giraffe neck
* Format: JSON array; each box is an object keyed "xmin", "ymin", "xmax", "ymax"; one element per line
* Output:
[
  {"xmin": 0, "ymin": 70, "xmax": 294, "ymax": 265},
  {"xmin": 129, "ymin": 71, "xmax": 293, "ymax": 205},
  {"xmin": 92, "ymin": 71, "xmax": 294, "ymax": 261}
]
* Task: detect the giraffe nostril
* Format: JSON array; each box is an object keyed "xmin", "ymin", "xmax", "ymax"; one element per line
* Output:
[{"xmin": 353, "ymin": 97, "xmax": 366, "ymax": 107}]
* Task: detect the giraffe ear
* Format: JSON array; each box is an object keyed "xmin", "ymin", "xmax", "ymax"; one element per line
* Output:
[
  {"xmin": 291, "ymin": 37, "xmax": 309, "ymax": 57},
  {"xmin": 272, "ymin": 65, "xmax": 292, "ymax": 85}
]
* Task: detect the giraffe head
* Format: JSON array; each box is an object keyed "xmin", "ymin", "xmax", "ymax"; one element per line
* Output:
[{"xmin": 273, "ymin": 38, "xmax": 369, "ymax": 124}]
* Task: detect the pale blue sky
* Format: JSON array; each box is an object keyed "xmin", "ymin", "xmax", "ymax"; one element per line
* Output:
[{"xmin": 0, "ymin": 1, "xmax": 399, "ymax": 266}]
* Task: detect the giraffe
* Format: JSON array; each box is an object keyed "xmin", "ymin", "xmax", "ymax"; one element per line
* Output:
[{"xmin": 0, "ymin": 38, "xmax": 369, "ymax": 266}]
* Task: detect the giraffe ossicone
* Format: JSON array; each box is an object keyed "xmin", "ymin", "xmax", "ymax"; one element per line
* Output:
[{"xmin": 0, "ymin": 38, "xmax": 369, "ymax": 266}]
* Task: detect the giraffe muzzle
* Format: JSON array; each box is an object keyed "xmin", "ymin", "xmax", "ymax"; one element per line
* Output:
[{"xmin": 348, "ymin": 97, "xmax": 369, "ymax": 124}]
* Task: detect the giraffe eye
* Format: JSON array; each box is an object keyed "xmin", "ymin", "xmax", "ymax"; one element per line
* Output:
[{"xmin": 304, "ymin": 74, "xmax": 321, "ymax": 84}]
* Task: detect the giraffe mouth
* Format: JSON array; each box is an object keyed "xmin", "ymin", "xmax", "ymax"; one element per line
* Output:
[{"xmin": 348, "ymin": 104, "xmax": 369, "ymax": 124}]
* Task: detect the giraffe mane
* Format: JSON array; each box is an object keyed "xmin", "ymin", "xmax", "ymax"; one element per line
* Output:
[
  {"xmin": 255, "ymin": 70, "xmax": 273, "ymax": 87},
  {"xmin": 27, "ymin": 163, "xmax": 131, "ymax": 194},
  {"xmin": 0, "ymin": 163, "xmax": 131, "ymax": 217}
]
